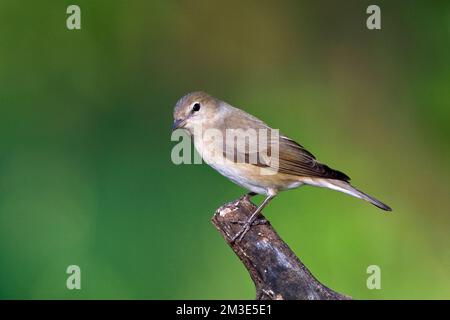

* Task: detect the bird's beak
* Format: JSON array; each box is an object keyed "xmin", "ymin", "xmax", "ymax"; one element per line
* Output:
[{"xmin": 172, "ymin": 119, "xmax": 186, "ymax": 131}]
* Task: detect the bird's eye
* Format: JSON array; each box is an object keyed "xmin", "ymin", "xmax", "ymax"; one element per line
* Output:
[{"xmin": 192, "ymin": 103, "xmax": 201, "ymax": 112}]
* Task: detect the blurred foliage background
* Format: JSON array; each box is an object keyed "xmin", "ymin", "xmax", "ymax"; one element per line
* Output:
[{"xmin": 0, "ymin": 0, "xmax": 449, "ymax": 299}]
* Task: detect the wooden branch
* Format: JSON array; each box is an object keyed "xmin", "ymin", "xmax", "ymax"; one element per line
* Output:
[{"xmin": 211, "ymin": 196, "xmax": 351, "ymax": 300}]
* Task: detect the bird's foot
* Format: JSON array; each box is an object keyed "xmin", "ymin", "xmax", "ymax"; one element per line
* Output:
[
  {"xmin": 229, "ymin": 218, "xmax": 268, "ymax": 226},
  {"xmin": 230, "ymin": 217, "xmax": 268, "ymax": 243}
]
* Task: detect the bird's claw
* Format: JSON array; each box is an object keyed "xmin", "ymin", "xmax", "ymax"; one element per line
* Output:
[
  {"xmin": 230, "ymin": 224, "xmax": 250, "ymax": 243},
  {"xmin": 230, "ymin": 218, "xmax": 268, "ymax": 243},
  {"xmin": 229, "ymin": 218, "xmax": 267, "ymax": 226}
]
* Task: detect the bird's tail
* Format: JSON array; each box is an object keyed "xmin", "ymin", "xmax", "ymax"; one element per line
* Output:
[{"xmin": 307, "ymin": 178, "xmax": 392, "ymax": 211}]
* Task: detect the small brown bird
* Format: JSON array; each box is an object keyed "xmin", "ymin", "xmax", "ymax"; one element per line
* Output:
[{"xmin": 172, "ymin": 91, "xmax": 391, "ymax": 241}]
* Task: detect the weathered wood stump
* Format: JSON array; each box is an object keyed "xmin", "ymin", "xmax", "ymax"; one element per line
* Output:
[{"xmin": 212, "ymin": 196, "xmax": 351, "ymax": 300}]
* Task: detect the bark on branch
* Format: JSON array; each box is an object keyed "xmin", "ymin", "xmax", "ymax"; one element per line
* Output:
[{"xmin": 211, "ymin": 196, "xmax": 351, "ymax": 300}]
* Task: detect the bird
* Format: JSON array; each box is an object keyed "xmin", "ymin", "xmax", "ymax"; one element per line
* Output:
[{"xmin": 172, "ymin": 91, "xmax": 392, "ymax": 242}]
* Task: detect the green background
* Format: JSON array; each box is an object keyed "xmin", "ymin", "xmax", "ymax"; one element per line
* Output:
[{"xmin": 0, "ymin": 0, "xmax": 449, "ymax": 299}]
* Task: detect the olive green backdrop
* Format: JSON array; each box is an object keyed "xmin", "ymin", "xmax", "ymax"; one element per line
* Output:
[{"xmin": 0, "ymin": 0, "xmax": 449, "ymax": 299}]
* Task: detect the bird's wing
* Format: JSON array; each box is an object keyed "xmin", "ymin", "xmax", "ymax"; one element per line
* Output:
[
  {"xmin": 222, "ymin": 110, "xmax": 350, "ymax": 181},
  {"xmin": 222, "ymin": 109, "xmax": 272, "ymax": 167},
  {"xmin": 276, "ymin": 136, "xmax": 350, "ymax": 181}
]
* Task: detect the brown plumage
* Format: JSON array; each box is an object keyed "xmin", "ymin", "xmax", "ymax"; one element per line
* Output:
[
  {"xmin": 220, "ymin": 104, "xmax": 350, "ymax": 181},
  {"xmin": 172, "ymin": 91, "xmax": 391, "ymax": 241}
]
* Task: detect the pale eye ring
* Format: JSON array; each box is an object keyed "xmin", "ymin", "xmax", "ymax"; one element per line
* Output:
[{"xmin": 192, "ymin": 102, "xmax": 201, "ymax": 112}]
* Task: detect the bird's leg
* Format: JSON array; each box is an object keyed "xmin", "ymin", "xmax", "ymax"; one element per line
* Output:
[{"xmin": 231, "ymin": 194, "xmax": 275, "ymax": 243}]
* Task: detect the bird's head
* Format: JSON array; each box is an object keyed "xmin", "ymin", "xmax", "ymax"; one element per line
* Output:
[{"xmin": 172, "ymin": 91, "xmax": 221, "ymax": 133}]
